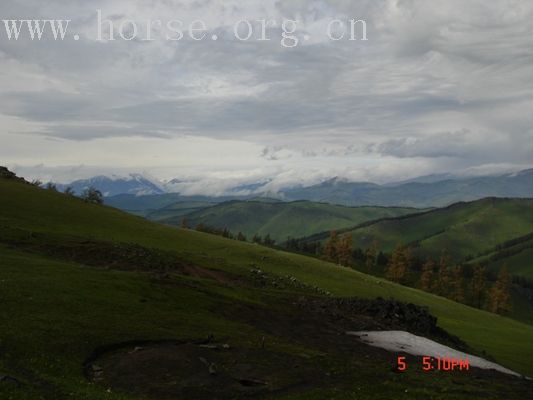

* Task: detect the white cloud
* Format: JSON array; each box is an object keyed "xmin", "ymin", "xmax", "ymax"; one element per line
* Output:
[{"xmin": 1, "ymin": 0, "xmax": 532, "ymax": 192}]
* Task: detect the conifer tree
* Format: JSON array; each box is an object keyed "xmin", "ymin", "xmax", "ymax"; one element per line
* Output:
[
  {"xmin": 489, "ymin": 264, "xmax": 512, "ymax": 315},
  {"xmin": 470, "ymin": 264, "xmax": 486, "ymax": 309},
  {"xmin": 365, "ymin": 240, "xmax": 379, "ymax": 272},
  {"xmin": 450, "ymin": 265, "xmax": 465, "ymax": 303},
  {"xmin": 263, "ymin": 234, "xmax": 275, "ymax": 247},
  {"xmin": 237, "ymin": 232, "xmax": 247, "ymax": 241},
  {"xmin": 385, "ymin": 244, "xmax": 411, "ymax": 284},
  {"xmin": 434, "ymin": 251, "xmax": 451, "ymax": 296},
  {"xmin": 419, "ymin": 259, "xmax": 435, "ymax": 292},
  {"xmin": 337, "ymin": 233, "xmax": 353, "ymax": 267},
  {"xmin": 324, "ymin": 231, "xmax": 339, "ymax": 263}
]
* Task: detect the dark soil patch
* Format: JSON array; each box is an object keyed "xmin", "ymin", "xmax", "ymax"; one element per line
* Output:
[{"xmin": 85, "ymin": 339, "xmax": 324, "ymax": 400}]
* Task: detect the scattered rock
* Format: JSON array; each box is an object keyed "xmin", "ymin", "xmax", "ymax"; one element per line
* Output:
[
  {"xmin": 297, "ymin": 297, "xmax": 467, "ymax": 350},
  {"xmin": 128, "ymin": 346, "xmax": 144, "ymax": 354},
  {"xmin": 91, "ymin": 365, "xmax": 103, "ymax": 372},
  {"xmin": 208, "ymin": 363, "xmax": 217, "ymax": 375}
]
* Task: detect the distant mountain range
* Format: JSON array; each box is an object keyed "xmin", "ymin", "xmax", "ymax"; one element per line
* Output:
[
  {"xmin": 55, "ymin": 169, "xmax": 533, "ymax": 208},
  {"xmin": 281, "ymin": 169, "xmax": 533, "ymax": 207},
  {"xmin": 55, "ymin": 174, "xmax": 166, "ymax": 197}
]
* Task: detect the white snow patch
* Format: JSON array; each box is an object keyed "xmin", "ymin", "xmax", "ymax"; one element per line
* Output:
[{"xmin": 346, "ymin": 330, "xmax": 524, "ymax": 378}]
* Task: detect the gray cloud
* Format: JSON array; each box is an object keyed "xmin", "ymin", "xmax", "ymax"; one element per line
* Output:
[{"xmin": 0, "ymin": 0, "xmax": 532, "ymax": 187}]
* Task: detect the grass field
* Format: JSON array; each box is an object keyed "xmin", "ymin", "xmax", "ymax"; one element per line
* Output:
[
  {"xmin": 1, "ymin": 178, "xmax": 532, "ymax": 399},
  {"xmin": 161, "ymin": 200, "xmax": 418, "ymax": 242}
]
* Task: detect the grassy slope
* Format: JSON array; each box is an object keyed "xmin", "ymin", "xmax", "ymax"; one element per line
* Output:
[
  {"xmin": 162, "ymin": 200, "xmax": 417, "ymax": 241},
  {"xmin": 146, "ymin": 201, "xmax": 215, "ymax": 221},
  {"xmin": 0, "ymin": 179, "xmax": 532, "ymax": 381},
  {"xmin": 485, "ymin": 248, "xmax": 533, "ymax": 279},
  {"xmin": 469, "ymin": 240, "xmax": 533, "ymax": 280},
  {"xmin": 304, "ymin": 198, "xmax": 533, "ymax": 277}
]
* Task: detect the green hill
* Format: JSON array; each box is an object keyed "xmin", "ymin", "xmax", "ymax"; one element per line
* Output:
[
  {"xmin": 0, "ymin": 176, "xmax": 532, "ymax": 399},
  {"xmin": 469, "ymin": 234, "xmax": 533, "ymax": 280},
  {"xmin": 146, "ymin": 201, "xmax": 216, "ymax": 221},
  {"xmin": 305, "ymin": 198, "xmax": 533, "ymax": 278},
  {"xmin": 161, "ymin": 200, "xmax": 418, "ymax": 242}
]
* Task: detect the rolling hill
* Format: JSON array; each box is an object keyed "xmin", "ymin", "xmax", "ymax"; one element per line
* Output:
[
  {"xmin": 469, "ymin": 234, "xmax": 533, "ymax": 280},
  {"xmin": 1, "ymin": 173, "xmax": 532, "ymax": 399},
  {"xmin": 303, "ymin": 198, "xmax": 533, "ymax": 278},
  {"xmin": 104, "ymin": 193, "xmax": 246, "ymax": 217},
  {"xmin": 159, "ymin": 200, "xmax": 418, "ymax": 242},
  {"xmin": 146, "ymin": 200, "xmax": 217, "ymax": 221}
]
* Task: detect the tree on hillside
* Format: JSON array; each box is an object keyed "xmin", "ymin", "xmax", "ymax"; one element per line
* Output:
[
  {"xmin": 46, "ymin": 182, "xmax": 58, "ymax": 191},
  {"xmin": 236, "ymin": 232, "xmax": 247, "ymax": 241},
  {"xmin": 488, "ymin": 264, "xmax": 512, "ymax": 315},
  {"xmin": 252, "ymin": 234, "xmax": 262, "ymax": 244},
  {"xmin": 324, "ymin": 231, "xmax": 339, "ymax": 263},
  {"xmin": 263, "ymin": 234, "xmax": 275, "ymax": 247},
  {"xmin": 64, "ymin": 186, "xmax": 76, "ymax": 196},
  {"xmin": 180, "ymin": 218, "xmax": 189, "ymax": 229},
  {"xmin": 450, "ymin": 265, "xmax": 465, "ymax": 303},
  {"xmin": 337, "ymin": 233, "xmax": 353, "ymax": 267},
  {"xmin": 385, "ymin": 244, "xmax": 411, "ymax": 284},
  {"xmin": 195, "ymin": 223, "xmax": 207, "ymax": 232},
  {"xmin": 365, "ymin": 240, "xmax": 379, "ymax": 272},
  {"xmin": 81, "ymin": 187, "xmax": 103, "ymax": 205},
  {"xmin": 376, "ymin": 251, "xmax": 388, "ymax": 267},
  {"xmin": 419, "ymin": 259, "xmax": 435, "ymax": 292},
  {"xmin": 434, "ymin": 251, "xmax": 451, "ymax": 296},
  {"xmin": 470, "ymin": 264, "xmax": 486, "ymax": 309}
]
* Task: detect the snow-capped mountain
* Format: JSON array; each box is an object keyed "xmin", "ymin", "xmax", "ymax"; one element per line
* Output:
[
  {"xmin": 55, "ymin": 174, "xmax": 165, "ymax": 197},
  {"xmin": 54, "ymin": 168, "xmax": 533, "ymax": 206}
]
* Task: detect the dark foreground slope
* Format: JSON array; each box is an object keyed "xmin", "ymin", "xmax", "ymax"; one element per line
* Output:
[{"xmin": 0, "ymin": 177, "xmax": 532, "ymax": 399}]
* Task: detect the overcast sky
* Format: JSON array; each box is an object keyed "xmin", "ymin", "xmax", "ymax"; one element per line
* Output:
[{"xmin": 1, "ymin": 0, "xmax": 532, "ymax": 192}]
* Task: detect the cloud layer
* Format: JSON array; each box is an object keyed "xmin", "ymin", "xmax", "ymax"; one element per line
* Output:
[{"xmin": 1, "ymin": 0, "xmax": 532, "ymax": 189}]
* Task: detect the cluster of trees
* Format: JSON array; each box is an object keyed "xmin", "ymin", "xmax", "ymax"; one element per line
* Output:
[
  {"xmin": 181, "ymin": 219, "xmax": 277, "ymax": 247},
  {"xmin": 284, "ymin": 237, "xmax": 323, "ymax": 255},
  {"xmin": 322, "ymin": 233, "xmax": 386, "ymax": 271},
  {"xmin": 41, "ymin": 181, "xmax": 103, "ymax": 205},
  {"xmin": 323, "ymin": 231, "xmax": 354, "ymax": 267},
  {"xmin": 252, "ymin": 233, "xmax": 276, "ymax": 246},
  {"xmin": 380, "ymin": 244, "xmax": 512, "ymax": 315},
  {"xmin": 188, "ymin": 221, "xmax": 246, "ymax": 241},
  {"xmin": 319, "ymin": 231, "xmax": 513, "ymax": 315}
]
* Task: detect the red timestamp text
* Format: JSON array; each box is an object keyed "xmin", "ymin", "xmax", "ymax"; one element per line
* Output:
[{"xmin": 396, "ymin": 356, "xmax": 470, "ymax": 372}]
